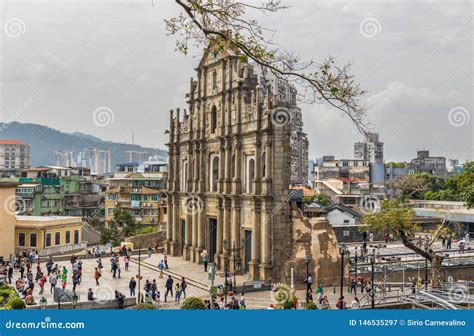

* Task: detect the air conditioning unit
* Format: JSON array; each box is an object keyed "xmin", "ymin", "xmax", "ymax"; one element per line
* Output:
[
  {"xmin": 141, "ymin": 203, "xmax": 146, "ymax": 207},
  {"xmin": 114, "ymin": 202, "xmax": 118, "ymax": 206},
  {"xmin": 147, "ymin": 203, "xmax": 151, "ymax": 207}
]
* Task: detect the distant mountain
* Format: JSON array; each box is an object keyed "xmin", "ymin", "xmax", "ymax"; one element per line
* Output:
[{"xmin": 0, "ymin": 122, "xmax": 167, "ymax": 168}]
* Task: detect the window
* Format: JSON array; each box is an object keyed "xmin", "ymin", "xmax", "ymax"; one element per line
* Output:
[
  {"xmin": 143, "ymin": 195, "xmax": 148, "ymax": 202},
  {"xmin": 30, "ymin": 233, "xmax": 37, "ymax": 247},
  {"xmin": 211, "ymin": 106, "xmax": 217, "ymax": 133},
  {"xmin": 212, "ymin": 70, "xmax": 217, "ymax": 90},
  {"xmin": 151, "ymin": 195, "xmax": 158, "ymax": 202},
  {"xmin": 246, "ymin": 157, "xmax": 255, "ymax": 193},
  {"xmin": 261, "ymin": 152, "xmax": 266, "ymax": 178},
  {"xmin": 45, "ymin": 233, "xmax": 51, "ymax": 247},
  {"xmin": 74, "ymin": 230, "xmax": 79, "ymax": 244},
  {"xmin": 343, "ymin": 219, "xmax": 350, "ymax": 224},
  {"xmin": 19, "ymin": 233, "xmax": 25, "ymax": 247},
  {"xmin": 343, "ymin": 230, "xmax": 350, "ymax": 237},
  {"xmin": 164, "ymin": 207, "xmax": 167, "ymax": 214},
  {"xmin": 65, "ymin": 231, "xmax": 71, "ymax": 244},
  {"xmin": 210, "ymin": 155, "xmax": 219, "ymax": 192},
  {"xmin": 107, "ymin": 208, "xmax": 114, "ymax": 215},
  {"xmin": 55, "ymin": 232, "xmax": 61, "ymax": 245}
]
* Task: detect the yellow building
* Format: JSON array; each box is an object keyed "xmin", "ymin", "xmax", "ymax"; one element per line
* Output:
[
  {"xmin": 15, "ymin": 216, "xmax": 83, "ymax": 255},
  {"xmin": 0, "ymin": 182, "xmax": 19, "ymax": 260},
  {"xmin": 105, "ymin": 162, "xmax": 167, "ymax": 228}
]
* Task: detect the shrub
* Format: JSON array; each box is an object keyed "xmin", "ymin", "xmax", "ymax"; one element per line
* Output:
[
  {"xmin": 181, "ymin": 297, "xmax": 207, "ymax": 310},
  {"xmin": 305, "ymin": 301, "xmax": 318, "ymax": 310},
  {"xmin": 6, "ymin": 297, "xmax": 26, "ymax": 310},
  {"xmin": 134, "ymin": 303, "xmax": 155, "ymax": 310}
]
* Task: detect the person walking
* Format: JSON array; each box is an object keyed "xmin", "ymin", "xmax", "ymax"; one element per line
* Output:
[
  {"xmin": 94, "ymin": 267, "xmax": 101, "ymax": 286},
  {"xmin": 304, "ymin": 273, "xmax": 313, "ymax": 291},
  {"xmin": 447, "ymin": 236, "xmax": 452, "ymax": 249},
  {"xmin": 201, "ymin": 250, "xmax": 209, "ymax": 272},
  {"xmin": 164, "ymin": 275, "xmax": 173, "ymax": 302},
  {"xmin": 147, "ymin": 246, "xmax": 152, "ymax": 258},
  {"xmin": 180, "ymin": 277, "xmax": 187, "ymax": 298},
  {"xmin": 158, "ymin": 260, "xmax": 165, "ymax": 278},
  {"xmin": 49, "ymin": 273, "xmax": 57, "ymax": 294},
  {"xmin": 441, "ymin": 236, "xmax": 446, "ymax": 249},
  {"xmin": 60, "ymin": 273, "xmax": 67, "ymax": 290},
  {"xmin": 124, "ymin": 256, "xmax": 129, "ymax": 271},
  {"xmin": 163, "ymin": 253, "xmax": 169, "ymax": 269},
  {"xmin": 7, "ymin": 263, "xmax": 13, "ymax": 284},
  {"xmin": 129, "ymin": 277, "xmax": 137, "ymax": 297},
  {"xmin": 175, "ymin": 283, "xmax": 181, "ymax": 303},
  {"xmin": 38, "ymin": 274, "xmax": 46, "ymax": 294}
]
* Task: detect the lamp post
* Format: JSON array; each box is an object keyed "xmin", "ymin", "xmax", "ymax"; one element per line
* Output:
[
  {"xmin": 137, "ymin": 249, "xmax": 142, "ymax": 304},
  {"xmin": 223, "ymin": 240, "xmax": 228, "ymax": 306},
  {"xmin": 209, "ymin": 262, "xmax": 216, "ymax": 309},
  {"xmin": 232, "ymin": 241, "xmax": 242, "ymax": 292},
  {"xmin": 354, "ymin": 247, "xmax": 358, "ymax": 299},
  {"xmin": 71, "ymin": 291, "xmax": 79, "ymax": 309},
  {"xmin": 424, "ymin": 246, "xmax": 428, "ymax": 289},
  {"xmin": 304, "ymin": 255, "xmax": 311, "ymax": 303},
  {"xmin": 370, "ymin": 249, "xmax": 376, "ymax": 309},
  {"xmin": 339, "ymin": 243, "xmax": 348, "ymax": 309}
]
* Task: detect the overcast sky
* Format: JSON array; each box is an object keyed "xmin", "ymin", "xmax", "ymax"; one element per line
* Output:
[{"xmin": 0, "ymin": 0, "xmax": 472, "ymax": 162}]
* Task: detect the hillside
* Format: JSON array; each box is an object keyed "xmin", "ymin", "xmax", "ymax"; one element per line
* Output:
[{"xmin": 0, "ymin": 122, "xmax": 167, "ymax": 168}]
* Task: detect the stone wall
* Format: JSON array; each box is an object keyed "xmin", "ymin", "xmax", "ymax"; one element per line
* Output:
[
  {"xmin": 282, "ymin": 206, "xmax": 349, "ymax": 288},
  {"xmin": 125, "ymin": 230, "xmax": 166, "ymax": 250}
]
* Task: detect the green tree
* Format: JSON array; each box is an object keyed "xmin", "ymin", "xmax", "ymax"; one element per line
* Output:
[
  {"xmin": 303, "ymin": 193, "xmax": 330, "ymax": 206},
  {"xmin": 362, "ymin": 200, "xmax": 446, "ymax": 286},
  {"xmin": 181, "ymin": 297, "xmax": 207, "ymax": 310}
]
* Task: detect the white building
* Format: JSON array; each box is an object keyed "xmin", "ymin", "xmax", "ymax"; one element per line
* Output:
[
  {"xmin": 0, "ymin": 140, "xmax": 30, "ymax": 170},
  {"xmin": 54, "ymin": 150, "xmax": 75, "ymax": 167}
]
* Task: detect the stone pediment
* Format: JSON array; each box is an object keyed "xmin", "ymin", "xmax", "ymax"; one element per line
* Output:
[{"xmin": 198, "ymin": 44, "xmax": 238, "ymax": 68}]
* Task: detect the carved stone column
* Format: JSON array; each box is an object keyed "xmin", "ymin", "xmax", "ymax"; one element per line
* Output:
[{"xmin": 249, "ymin": 200, "xmax": 261, "ymax": 280}]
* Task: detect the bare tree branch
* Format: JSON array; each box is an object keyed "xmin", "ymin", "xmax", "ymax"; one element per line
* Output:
[{"xmin": 166, "ymin": 0, "xmax": 369, "ymax": 133}]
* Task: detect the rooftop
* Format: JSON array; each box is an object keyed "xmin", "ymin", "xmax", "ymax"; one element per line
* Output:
[
  {"xmin": 0, "ymin": 140, "xmax": 25, "ymax": 145},
  {"xmin": 16, "ymin": 215, "xmax": 80, "ymax": 221}
]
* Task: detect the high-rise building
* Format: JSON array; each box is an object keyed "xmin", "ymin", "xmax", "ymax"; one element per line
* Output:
[
  {"xmin": 54, "ymin": 150, "xmax": 75, "ymax": 167},
  {"xmin": 77, "ymin": 148, "xmax": 111, "ymax": 175},
  {"xmin": 354, "ymin": 132, "xmax": 384, "ymax": 184},
  {"xmin": 125, "ymin": 150, "xmax": 149, "ymax": 163},
  {"xmin": 0, "ymin": 140, "xmax": 30, "ymax": 170},
  {"xmin": 354, "ymin": 132, "xmax": 384, "ymax": 163}
]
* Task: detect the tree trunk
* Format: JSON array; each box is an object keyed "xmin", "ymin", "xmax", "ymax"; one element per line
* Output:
[{"xmin": 398, "ymin": 230, "xmax": 444, "ymax": 287}]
